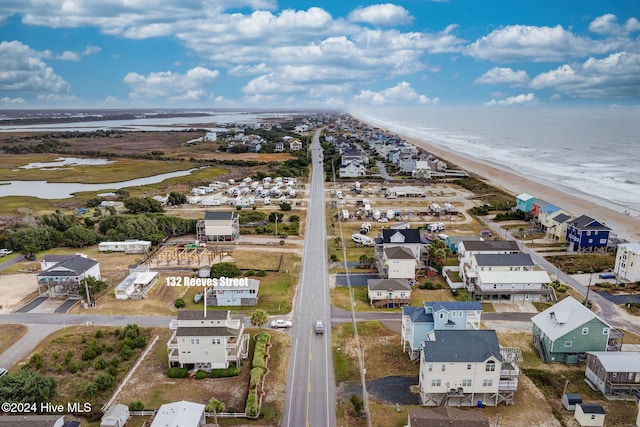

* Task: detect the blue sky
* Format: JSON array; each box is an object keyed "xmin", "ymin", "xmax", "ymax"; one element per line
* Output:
[{"xmin": 0, "ymin": 0, "xmax": 639, "ymax": 109}]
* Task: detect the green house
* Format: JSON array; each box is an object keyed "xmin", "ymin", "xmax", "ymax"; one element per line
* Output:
[{"xmin": 531, "ymin": 297, "xmax": 621, "ymax": 365}]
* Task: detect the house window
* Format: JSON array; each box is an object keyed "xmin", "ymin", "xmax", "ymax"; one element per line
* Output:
[
  {"xmin": 458, "ymin": 311, "xmax": 463, "ymax": 317},
  {"xmin": 439, "ymin": 313, "xmax": 444, "ymax": 319},
  {"xmin": 483, "ymin": 379, "xmax": 493, "ymax": 387},
  {"xmin": 462, "ymin": 379, "xmax": 472, "ymax": 387},
  {"xmin": 603, "ymin": 328, "xmax": 610, "ymax": 335},
  {"xmin": 591, "ymin": 415, "xmax": 596, "ymax": 420},
  {"xmin": 467, "ymin": 364, "xmax": 472, "ymax": 370},
  {"xmin": 452, "ymin": 311, "xmax": 457, "ymax": 317},
  {"xmin": 582, "ymin": 327, "xmax": 589, "ymax": 335},
  {"xmin": 377, "ymin": 292, "xmax": 382, "ymax": 297},
  {"xmin": 431, "ymin": 379, "xmax": 441, "ymax": 387},
  {"xmin": 190, "ymin": 338, "xmax": 200, "ymax": 345},
  {"xmin": 588, "ymin": 239, "xmax": 593, "ymax": 243},
  {"xmin": 441, "ymin": 364, "xmax": 446, "ymax": 372},
  {"xmin": 586, "ymin": 230, "xmax": 591, "ymax": 236},
  {"xmin": 564, "ymin": 341, "xmax": 572, "ymax": 348},
  {"xmin": 428, "ymin": 364, "xmax": 433, "ymax": 372},
  {"xmin": 485, "ymin": 361, "xmax": 495, "ymax": 372}
]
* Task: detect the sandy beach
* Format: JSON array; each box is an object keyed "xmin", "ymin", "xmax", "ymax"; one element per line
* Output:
[{"xmin": 363, "ymin": 121, "xmax": 640, "ymax": 243}]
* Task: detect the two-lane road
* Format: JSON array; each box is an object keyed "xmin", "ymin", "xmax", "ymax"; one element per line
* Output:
[{"xmin": 282, "ymin": 130, "xmax": 335, "ymax": 427}]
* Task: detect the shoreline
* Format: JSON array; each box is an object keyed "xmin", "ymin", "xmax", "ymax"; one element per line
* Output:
[{"xmin": 356, "ymin": 118, "xmax": 640, "ymax": 243}]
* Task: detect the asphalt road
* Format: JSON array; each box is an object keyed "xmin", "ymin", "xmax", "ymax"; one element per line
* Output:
[{"xmin": 282, "ymin": 130, "xmax": 336, "ymax": 427}]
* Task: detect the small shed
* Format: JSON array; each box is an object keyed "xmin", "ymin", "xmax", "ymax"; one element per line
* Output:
[
  {"xmin": 562, "ymin": 393, "xmax": 582, "ymax": 410},
  {"xmin": 100, "ymin": 403, "xmax": 130, "ymax": 427},
  {"xmin": 575, "ymin": 403, "xmax": 606, "ymax": 427}
]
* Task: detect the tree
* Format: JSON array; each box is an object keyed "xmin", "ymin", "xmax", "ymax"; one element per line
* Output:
[
  {"xmin": 268, "ymin": 212, "xmax": 284, "ymax": 223},
  {"xmin": 209, "ymin": 262, "xmax": 241, "ymax": 278},
  {"xmin": 63, "ymin": 225, "xmax": 98, "ymax": 247},
  {"xmin": 81, "ymin": 277, "xmax": 107, "ymax": 301},
  {"xmin": 350, "ymin": 394, "xmax": 363, "ymax": 416},
  {"xmin": 123, "ymin": 197, "xmax": 163, "ymax": 213},
  {"xmin": 279, "ymin": 202, "xmax": 292, "ymax": 211},
  {"xmin": 167, "ymin": 191, "xmax": 187, "ymax": 206},
  {"xmin": 250, "ymin": 309, "xmax": 268, "ymax": 332},
  {"xmin": 0, "ymin": 368, "xmax": 56, "ymax": 404},
  {"xmin": 41, "ymin": 211, "xmax": 74, "ymax": 232},
  {"xmin": 206, "ymin": 397, "xmax": 225, "ymax": 413},
  {"xmin": 174, "ymin": 298, "xmax": 186, "ymax": 309}
]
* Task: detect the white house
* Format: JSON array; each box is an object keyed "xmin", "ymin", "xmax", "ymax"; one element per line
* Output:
[
  {"xmin": 196, "ymin": 211, "xmax": 240, "ymax": 242},
  {"xmin": 339, "ymin": 161, "xmax": 366, "ymax": 178},
  {"xmin": 379, "ymin": 246, "xmax": 417, "ymax": 280},
  {"xmin": 289, "ymin": 140, "xmax": 303, "ymax": 151},
  {"xmin": 205, "ymin": 278, "xmax": 259, "ymax": 306},
  {"xmin": 37, "ymin": 254, "xmax": 101, "ymax": 298},
  {"xmin": 412, "ymin": 160, "xmax": 431, "ymax": 179},
  {"xmin": 100, "ymin": 403, "xmax": 130, "ymax": 427},
  {"xmin": 274, "ymin": 141, "xmax": 285, "ymax": 152},
  {"xmin": 367, "ymin": 278, "xmax": 411, "ymax": 308},
  {"xmin": 150, "ymin": 401, "xmax": 205, "ymax": 427},
  {"xmin": 473, "ymin": 270, "xmax": 552, "ymax": 302},
  {"xmin": 419, "ymin": 329, "xmax": 518, "ymax": 406},
  {"xmin": 378, "ymin": 229, "xmax": 424, "ymax": 261},
  {"xmin": 167, "ymin": 310, "xmax": 249, "ymax": 370},
  {"xmin": 98, "ymin": 240, "xmax": 151, "ymax": 253},
  {"xmin": 114, "ymin": 271, "xmax": 159, "ymax": 300},
  {"xmin": 460, "ymin": 253, "xmax": 535, "ymax": 287},
  {"xmin": 615, "ymin": 243, "xmax": 640, "ymax": 282},
  {"xmin": 574, "ymin": 404, "xmax": 606, "ymax": 427}
]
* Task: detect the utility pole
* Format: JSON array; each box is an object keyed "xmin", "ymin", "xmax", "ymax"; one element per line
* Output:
[{"xmin": 584, "ymin": 272, "xmax": 593, "ymax": 307}]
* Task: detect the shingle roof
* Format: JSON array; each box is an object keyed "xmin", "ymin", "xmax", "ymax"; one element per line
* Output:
[
  {"xmin": 402, "ymin": 306, "xmax": 433, "ymax": 323},
  {"xmin": 408, "ymin": 407, "xmax": 490, "ymax": 427},
  {"xmin": 38, "ymin": 255, "xmax": 98, "ymax": 277},
  {"xmin": 474, "ymin": 253, "xmax": 534, "ymax": 267},
  {"xmin": 203, "ymin": 211, "xmax": 236, "ymax": 221},
  {"xmin": 177, "ymin": 310, "xmax": 228, "ymax": 320},
  {"xmin": 446, "ymin": 236, "xmax": 483, "ymax": 244},
  {"xmin": 381, "ymin": 228, "xmax": 422, "ymax": 244},
  {"xmin": 384, "ymin": 246, "xmax": 415, "ymax": 259},
  {"xmin": 578, "ymin": 404, "xmax": 606, "ymax": 415},
  {"xmin": 421, "ymin": 330, "xmax": 502, "ymax": 363},
  {"xmin": 552, "ymin": 213, "xmax": 572, "ymax": 223},
  {"xmin": 569, "ymin": 214, "xmax": 611, "ymax": 231},
  {"xmin": 460, "ymin": 240, "xmax": 520, "ymax": 251},
  {"xmin": 424, "ymin": 301, "xmax": 483, "ymax": 312},
  {"xmin": 367, "ymin": 278, "xmax": 411, "ymax": 291},
  {"xmin": 176, "ymin": 326, "xmax": 240, "ymax": 337}
]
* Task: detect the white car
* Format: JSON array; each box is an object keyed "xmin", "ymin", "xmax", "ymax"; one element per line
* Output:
[
  {"xmin": 270, "ymin": 319, "xmax": 293, "ymax": 328},
  {"xmin": 0, "ymin": 249, "xmax": 12, "ymax": 256}
]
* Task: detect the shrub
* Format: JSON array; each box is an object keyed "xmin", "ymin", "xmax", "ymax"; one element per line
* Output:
[
  {"xmin": 107, "ymin": 365, "xmax": 118, "ymax": 377},
  {"xmin": 94, "ymin": 358, "xmax": 107, "ymax": 370},
  {"xmin": 67, "ymin": 361, "xmax": 79, "ymax": 374},
  {"xmin": 94, "ymin": 329, "xmax": 104, "ymax": 339},
  {"xmin": 252, "ymin": 332, "xmax": 270, "ymax": 369},
  {"xmin": 168, "ymin": 367, "xmax": 188, "ymax": 378},
  {"xmin": 256, "ymin": 270, "xmax": 267, "ymax": 277},
  {"xmin": 206, "ymin": 398, "xmax": 225, "ymax": 413},
  {"xmin": 210, "ymin": 366, "xmax": 239, "ymax": 378},
  {"xmin": 250, "ymin": 367, "xmax": 264, "ymax": 389},
  {"xmin": 194, "ymin": 370, "xmax": 208, "ymax": 380},
  {"xmin": 245, "ymin": 388, "xmax": 259, "ymax": 417},
  {"xmin": 174, "ymin": 298, "xmax": 186, "ymax": 309},
  {"xmin": 129, "ymin": 401, "xmax": 144, "ymax": 411},
  {"xmin": 244, "ymin": 270, "xmax": 256, "ymax": 277},
  {"xmin": 330, "ymin": 254, "xmax": 338, "ymax": 262}
]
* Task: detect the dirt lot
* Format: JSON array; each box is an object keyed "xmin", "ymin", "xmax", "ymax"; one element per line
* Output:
[{"xmin": 0, "ymin": 273, "xmax": 39, "ymax": 313}]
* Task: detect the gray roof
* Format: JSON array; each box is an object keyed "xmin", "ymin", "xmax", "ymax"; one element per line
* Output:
[
  {"xmin": 531, "ymin": 297, "xmax": 610, "ymax": 341},
  {"xmin": 578, "ymin": 404, "xmax": 606, "ymax": 415},
  {"xmin": 384, "ymin": 246, "xmax": 415, "ymax": 260},
  {"xmin": 403, "ymin": 306, "xmax": 433, "ymax": 323},
  {"xmin": 176, "ymin": 326, "xmax": 240, "ymax": 337},
  {"xmin": 569, "ymin": 214, "xmax": 611, "ymax": 231},
  {"xmin": 424, "ymin": 301, "xmax": 483, "ymax": 312},
  {"xmin": 460, "ymin": 240, "xmax": 520, "ymax": 252},
  {"xmin": 38, "ymin": 255, "xmax": 98, "ymax": 277},
  {"xmin": 474, "ymin": 253, "xmax": 534, "ymax": 267},
  {"xmin": 408, "ymin": 407, "xmax": 490, "ymax": 427},
  {"xmin": 204, "ymin": 211, "xmax": 236, "ymax": 221},
  {"xmin": 367, "ymin": 278, "xmax": 411, "ymax": 291},
  {"xmin": 177, "ymin": 310, "xmax": 228, "ymax": 320},
  {"xmin": 421, "ymin": 330, "xmax": 502, "ymax": 363},
  {"xmin": 0, "ymin": 415, "xmax": 64, "ymax": 427},
  {"xmin": 552, "ymin": 213, "xmax": 572, "ymax": 223},
  {"xmin": 446, "ymin": 236, "xmax": 483, "ymax": 244},
  {"xmin": 586, "ymin": 351, "xmax": 640, "ymax": 372},
  {"xmin": 381, "ymin": 228, "xmax": 422, "ymax": 244}
]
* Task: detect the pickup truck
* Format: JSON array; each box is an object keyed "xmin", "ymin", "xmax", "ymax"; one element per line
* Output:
[
  {"xmin": 0, "ymin": 249, "xmax": 12, "ymax": 256},
  {"xmin": 270, "ymin": 319, "xmax": 292, "ymax": 328},
  {"xmin": 314, "ymin": 321, "xmax": 325, "ymax": 335}
]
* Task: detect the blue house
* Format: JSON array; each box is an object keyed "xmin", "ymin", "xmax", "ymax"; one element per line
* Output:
[
  {"xmin": 516, "ymin": 193, "xmax": 536, "ymax": 213},
  {"xmin": 401, "ymin": 301, "xmax": 482, "ymax": 360},
  {"xmin": 566, "ymin": 215, "xmax": 611, "ymax": 252}
]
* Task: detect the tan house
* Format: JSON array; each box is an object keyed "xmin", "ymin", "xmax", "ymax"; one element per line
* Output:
[
  {"xmin": 167, "ymin": 310, "xmax": 249, "ymax": 370},
  {"xmin": 367, "ymin": 278, "xmax": 411, "ymax": 308}
]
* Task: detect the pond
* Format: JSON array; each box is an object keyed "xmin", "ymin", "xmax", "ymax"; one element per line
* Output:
[{"xmin": 0, "ymin": 167, "xmax": 203, "ymax": 199}]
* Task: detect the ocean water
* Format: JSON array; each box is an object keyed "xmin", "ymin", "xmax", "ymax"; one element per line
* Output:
[{"xmin": 350, "ymin": 106, "xmax": 640, "ymax": 216}]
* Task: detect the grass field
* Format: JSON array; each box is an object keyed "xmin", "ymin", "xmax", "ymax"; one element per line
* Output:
[{"xmin": 0, "ymin": 324, "xmax": 28, "ymax": 357}]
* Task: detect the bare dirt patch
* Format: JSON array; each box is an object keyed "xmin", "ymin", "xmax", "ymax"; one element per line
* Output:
[{"xmin": 0, "ymin": 273, "xmax": 38, "ymax": 313}]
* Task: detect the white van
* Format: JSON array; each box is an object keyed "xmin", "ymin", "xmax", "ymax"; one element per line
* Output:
[
  {"xmin": 427, "ymin": 222, "xmax": 445, "ymax": 232},
  {"xmin": 352, "ymin": 233, "xmax": 374, "ymax": 246}
]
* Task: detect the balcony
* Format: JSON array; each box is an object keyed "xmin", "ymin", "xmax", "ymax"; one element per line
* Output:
[
  {"xmin": 499, "ymin": 378, "xmax": 519, "ymax": 391},
  {"xmin": 167, "ymin": 348, "xmax": 180, "ymax": 362}
]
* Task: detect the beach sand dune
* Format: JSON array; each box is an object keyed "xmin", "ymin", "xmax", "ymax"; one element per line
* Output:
[{"xmin": 368, "ymin": 125, "xmax": 640, "ymax": 242}]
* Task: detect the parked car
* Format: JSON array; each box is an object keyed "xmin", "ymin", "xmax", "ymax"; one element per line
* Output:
[
  {"xmin": 0, "ymin": 249, "xmax": 12, "ymax": 256},
  {"xmin": 314, "ymin": 321, "xmax": 325, "ymax": 335},
  {"xmin": 270, "ymin": 319, "xmax": 293, "ymax": 328},
  {"xmin": 0, "ymin": 368, "xmax": 7, "ymax": 378}
]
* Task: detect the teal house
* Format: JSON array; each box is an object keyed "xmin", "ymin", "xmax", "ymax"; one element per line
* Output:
[
  {"xmin": 531, "ymin": 297, "xmax": 622, "ymax": 365},
  {"xmin": 515, "ymin": 193, "xmax": 536, "ymax": 213}
]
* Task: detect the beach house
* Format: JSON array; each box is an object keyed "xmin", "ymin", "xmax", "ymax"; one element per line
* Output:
[
  {"xmin": 460, "ymin": 252, "xmax": 535, "ymax": 288},
  {"xmin": 401, "ymin": 301, "xmax": 482, "ymax": 360},
  {"xmin": 614, "ymin": 243, "xmax": 640, "ymax": 282},
  {"xmin": 37, "ymin": 254, "xmax": 101, "ymax": 298},
  {"xmin": 339, "ymin": 161, "xmax": 366, "ymax": 178},
  {"xmin": 566, "ymin": 215, "xmax": 611, "ymax": 253},
  {"xmin": 584, "ymin": 351, "xmax": 640, "ymax": 398},
  {"xmin": 377, "ymin": 246, "xmax": 417, "ymax": 281},
  {"xmin": 473, "ymin": 270, "xmax": 553, "ymax": 303},
  {"xmin": 516, "ymin": 193, "xmax": 536, "ymax": 213},
  {"xmin": 367, "ymin": 278, "xmax": 411, "ymax": 308},
  {"xmin": 531, "ymin": 297, "xmax": 623, "ymax": 364},
  {"xmin": 376, "ymin": 228, "xmax": 425, "ymax": 261},
  {"xmin": 548, "ymin": 212, "xmax": 573, "ymax": 242},
  {"xmin": 205, "ymin": 278, "xmax": 259, "ymax": 306},
  {"xmin": 195, "ymin": 211, "xmax": 240, "ymax": 242}
]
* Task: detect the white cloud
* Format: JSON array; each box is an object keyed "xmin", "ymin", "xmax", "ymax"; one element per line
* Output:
[
  {"xmin": 123, "ymin": 66, "xmax": 219, "ymax": 101},
  {"xmin": 466, "ymin": 24, "xmax": 623, "ymax": 62},
  {"xmin": 589, "ymin": 14, "xmax": 640, "ymax": 35},
  {"xmin": 475, "ymin": 67, "xmax": 529, "ymax": 85},
  {"xmin": 0, "ymin": 41, "xmax": 71, "ymax": 93},
  {"xmin": 1, "ymin": 96, "xmax": 27, "ymax": 105},
  {"xmin": 348, "ymin": 3, "xmax": 412, "ymax": 26},
  {"xmin": 354, "ymin": 82, "xmax": 437, "ymax": 105},
  {"xmin": 483, "ymin": 92, "xmax": 536, "ymax": 106},
  {"xmin": 83, "ymin": 45, "xmax": 101, "ymax": 55},
  {"xmin": 228, "ymin": 63, "xmax": 271, "ymax": 76},
  {"xmin": 57, "ymin": 51, "xmax": 81, "ymax": 61},
  {"xmin": 530, "ymin": 51, "xmax": 640, "ymax": 98}
]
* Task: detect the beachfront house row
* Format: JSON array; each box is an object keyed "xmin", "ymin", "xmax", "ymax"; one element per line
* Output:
[
  {"xmin": 531, "ymin": 199, "xmax": 550, "ymax": 219},
  {"xmin": 401, "ymin": 301, "xmax": 482, "ymax": 360},
  {"xmin": 566, "ymin": 215, "xmax": 611, "ymax": 253},
  {"xmin": 584, "ymin": 351, "xmax": 640, "ymax": 399},
  {"xmin": 472, "ymin": 270, "xmax": 553, "ymax": 303},
  {"xmin": 377, "ymin": 246, "xmax": 417, "ymax": 281},
  {"xmin": 418, "ymin": 330, "xmax": 518, "ymax": 407},
  {"xmin": 459, "ymin": 253, "xmax": 535, "ymax": 288},
  {"xmin": 367, "ymin": 278, "xmax": 411, "ymax": 308},
  {"xmin": 548, "ymin": 212, "xmax": 573, "ymax": 242},
  {"xmin": 195, "ymin": 211, "xmax": 240, "ymax": 242},
  {"xmin": 167, "ymin": 310, "xmax": 249, "ymax": 370},
  {"xmin": 615, "ymin": 243, "xmax": 640, "ymax": 282},
  {"xmin": 205, "ymin": 278, "xmax": 259, "ymax": 306},
  {"xmin": 531, "ymin": 297, "xmax": 623, "ymax": 365},
  {"xmin": 516, "ymin": 193, "xmax": 536, "ymax": 213},
  {"xmin": 537, "ymin": 205, "xmax": 568, "ymax": 231},
  {"xmin": 37, "ymin": 254, "xmax": 101, "ymax": 299}
]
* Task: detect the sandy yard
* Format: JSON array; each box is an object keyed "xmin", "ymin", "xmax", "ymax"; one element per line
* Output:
[{"xmin": 0, "ymin": 274, "xmax": 38, "ymax": 313}]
